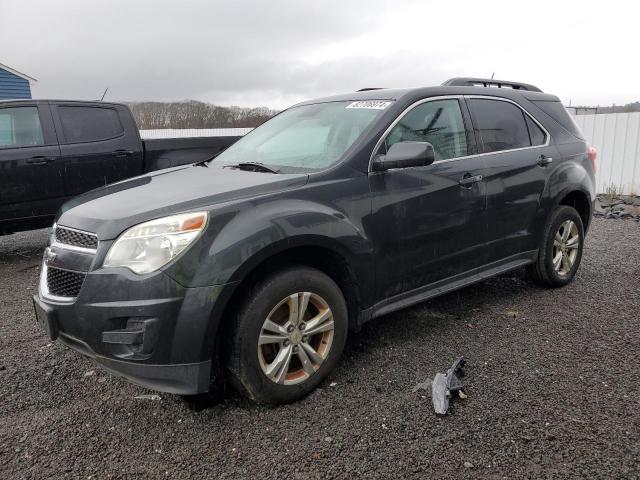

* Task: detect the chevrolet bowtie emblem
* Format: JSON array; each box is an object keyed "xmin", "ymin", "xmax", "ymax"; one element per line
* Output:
[{"xmin": 44, "ymin": 247, "xmax": 57, "ymax": 265}]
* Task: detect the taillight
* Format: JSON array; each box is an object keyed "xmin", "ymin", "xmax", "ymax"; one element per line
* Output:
[{"xmin": 587, "ymin": 146, "xmax": 597, "ymax": 172}]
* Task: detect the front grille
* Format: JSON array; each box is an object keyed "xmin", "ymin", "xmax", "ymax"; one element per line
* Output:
[
  {"xmin": 46, "ymin": 267, "xmax": 86, "ymax": 297},
  {"xmin": 55, "ymin": 226, "xmax": 98, "ymax": 250}
]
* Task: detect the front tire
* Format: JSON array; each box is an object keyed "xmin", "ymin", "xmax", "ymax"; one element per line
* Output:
[
  {"xmin": 527, "ymin": 205, "xmax": 585, "ymax": 287},
  {"xmin": 226, "ymin": 266, "xmax": 348, "ymax": 404}
]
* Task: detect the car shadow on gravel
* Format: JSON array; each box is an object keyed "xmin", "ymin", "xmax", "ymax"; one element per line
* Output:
[
  {"xmin": 341, "ymin": 269, "xmax": 533, "ymax": 367},
  {"xmin": 0, "ymin": 228, "xmax": 49, "ymax": 264}
]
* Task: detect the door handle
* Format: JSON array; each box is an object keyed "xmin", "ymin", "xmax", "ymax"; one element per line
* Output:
[
  {"xmin": 26, "ymin": 156, "xmax": 53, "ymax": 165},
  {"xmin": 459, "ymin": 174, "xmax": 483, "ymax": 187},
  {"xmin": 113, "ymin": 150, "xmax": 133, "ymax": 158},
  {"xmin": 537, "ymin": 155, "xmax": 553, "ymax": 167}
]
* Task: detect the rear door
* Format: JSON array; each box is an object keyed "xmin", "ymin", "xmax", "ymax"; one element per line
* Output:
[
  {"xmin": 369, "ymin": 97, "xmax": 488, "ymax": 299},
  {"xmin": 466, "ymin": 96, "xmax": 555, "ymax": 262},
  {"xmin": 0, "ymin": 103, "xmax": 64, "ymax": 223},
  {"xmin": 52, "ymin": 104, "xmax": 143, "ymax": 197}
]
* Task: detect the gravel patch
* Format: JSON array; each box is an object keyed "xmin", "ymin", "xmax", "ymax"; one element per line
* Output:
[{"xmin": 1, "ymin": 220, "xmax": 638, "ymax": 479}]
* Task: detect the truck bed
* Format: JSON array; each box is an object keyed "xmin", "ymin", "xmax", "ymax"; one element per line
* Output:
[{"xmin": 142, "ymin": 136, "xmax": 241, "ymax": 172}]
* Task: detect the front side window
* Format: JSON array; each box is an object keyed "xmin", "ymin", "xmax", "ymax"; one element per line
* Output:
[
  {"xmin": 215, "ymin": 101, "xmax": 387, "ymax": 172},
  {"xmin": 58, "ymin": 106, "xmax": 123, "ymax": 143},
  {"xmin": 469, "ymin": 99, "xmax": 532, "ymax": 153},
  {"xmin": 383, "ymin": 99, "xmax": 468, "ymax": 161},
  {"xmin": 0, "ymin": 107, "xmax": 44, "ymax": 147}
]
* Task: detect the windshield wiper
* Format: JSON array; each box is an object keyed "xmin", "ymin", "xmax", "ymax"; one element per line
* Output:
[
  {"xmin": 223, "ymin": 162, "xmax": 280, "ymax": 174},
  {"xmin": 193, "ymin": 149, "xmax": 226, "ymax": 167}
]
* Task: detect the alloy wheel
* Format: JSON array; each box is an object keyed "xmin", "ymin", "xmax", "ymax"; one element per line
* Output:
[
  {"xmin": 257, "ymin": 292, "xmax": 335, "ymax": 385},
  {"xmin": 552, "ymin": 220, "xmax": 580, "ymax": 276}
]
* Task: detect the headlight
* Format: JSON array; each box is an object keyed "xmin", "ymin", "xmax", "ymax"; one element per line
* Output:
[{"xmin": 104, "ymin": 212, "xmax": 207, "ymax": 274}]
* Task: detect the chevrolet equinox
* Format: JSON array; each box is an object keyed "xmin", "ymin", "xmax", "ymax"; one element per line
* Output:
[{"xmin": 34, "ymin": 78, "xmax": 596, "ymax": 404}]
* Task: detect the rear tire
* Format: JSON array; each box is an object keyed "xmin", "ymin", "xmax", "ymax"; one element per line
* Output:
[
  {"xmin": 527, "ymin": 205, "xmax": 584, "ymax": 288},
  {"xmin": 226, "ymin": 266, "xmax": 348, "ymax": 404}
]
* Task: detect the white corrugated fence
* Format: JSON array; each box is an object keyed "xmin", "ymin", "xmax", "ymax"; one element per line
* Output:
[{"xmin": 572, "ymin": 113, "xmax": 640, "ymax": 195}]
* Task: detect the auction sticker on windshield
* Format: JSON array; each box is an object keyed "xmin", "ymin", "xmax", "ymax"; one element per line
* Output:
[{"xmin": 346, "ymin": 100, "xmax": 392, "ymax": 109}]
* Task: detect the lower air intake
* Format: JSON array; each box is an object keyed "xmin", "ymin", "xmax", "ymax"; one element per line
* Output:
[{"xmin": 46, "ymin": 267, "xmax": 86, "ymax": 297}]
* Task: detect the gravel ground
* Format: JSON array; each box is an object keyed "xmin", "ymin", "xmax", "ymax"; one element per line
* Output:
[{"xmin": 1, "ymin": 219, "xmax": 639, "ymax": 479}]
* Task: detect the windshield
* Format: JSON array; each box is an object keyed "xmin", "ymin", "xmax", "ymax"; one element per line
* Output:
[{"xmin": 214, "ymin": 101, "xmax": 390, "ymax": 172}]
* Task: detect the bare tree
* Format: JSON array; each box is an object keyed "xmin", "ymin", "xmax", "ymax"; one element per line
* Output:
[{"xmin": 127, "ymin": 101, "xmax": 276, "ymax": 129}]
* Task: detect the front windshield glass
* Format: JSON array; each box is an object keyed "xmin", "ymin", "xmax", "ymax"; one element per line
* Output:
[{"xmin": 214, "ymin": 101, "xmax": 391, "ymax": 171}]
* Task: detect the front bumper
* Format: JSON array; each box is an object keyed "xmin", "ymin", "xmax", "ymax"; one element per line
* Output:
[
  {"xmin": 34, "ymin": 259, "xmax": 229, "ymax": 395},
  {"xmin": 33, "ymin": 297, "xmax": 211, "ymax": 394}
]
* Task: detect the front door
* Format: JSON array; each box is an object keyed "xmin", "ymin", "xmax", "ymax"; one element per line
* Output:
[
  {"xmin": 370, "ymin": 97, "xmax": 487, "ymax": 300},
  {"xmin": 0, "ymin": 104, "xmax": 64, "ymax": 224}
]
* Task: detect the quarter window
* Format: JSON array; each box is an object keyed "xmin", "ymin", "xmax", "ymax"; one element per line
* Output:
[
  {"xmin": 0, "ymin": 107, "xmax": 44, "ymax": 147},
  {"xmin": 533, "ymin": 100, "xmax": 583, "ymax": 139},
  {"xmin": 58, "ymin": 106, "xmax": 123, "ymax": 143},
  {"xmin": 384, "ymin": 99, "xmax": 468, "ymax": 161},
  {"xmin": 526, "ymin": 116, "xmax": 546, "ymax": 146},
  {"xmin": 469, "ymin": 99, "xmax": 532, "ymax": 153}
]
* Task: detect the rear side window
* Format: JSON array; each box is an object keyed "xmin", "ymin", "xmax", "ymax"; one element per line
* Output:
[
  {"xmin": 0, "ymin": 107, "xmax": 44, "ymax": 147},
  {"xmin": 384, "ymin": 99, "xmax": 468, "ymax": 160},
  {"xmin": 532, "ymin": 101, "xmax": 584, "ymax": 139},
  {"xmin": 469, "ymin": 99, "xmax": 531, "ymax": 153},
  {"xmin": 58, "ymin": 106, "xmax": 124, "ymax": 143}
]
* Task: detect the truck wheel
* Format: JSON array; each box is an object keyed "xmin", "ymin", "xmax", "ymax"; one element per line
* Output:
[
  {"xmin": 226, "ymin": 266, "xmax": 348, "ymax": 404},
  {"xmin": 527, "ymin": 205, "xmax": 585, "ymax": 288}
]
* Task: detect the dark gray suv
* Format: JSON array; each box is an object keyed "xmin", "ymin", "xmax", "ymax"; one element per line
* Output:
[{"xmin": 33, "ymin": 78, "xmax": 596, "ymax": 404}]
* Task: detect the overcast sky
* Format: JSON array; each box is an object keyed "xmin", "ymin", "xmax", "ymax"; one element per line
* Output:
[{"xmin": 1, "ymin": 0, "xmax": 638, "ymax": 109}]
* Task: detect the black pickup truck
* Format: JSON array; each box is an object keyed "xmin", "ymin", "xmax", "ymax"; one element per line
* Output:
[{"xmin": 0, "ymin": 100, "xmax": 239, "ymax": 234}]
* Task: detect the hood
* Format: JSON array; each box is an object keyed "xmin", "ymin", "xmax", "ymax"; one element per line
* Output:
[{"xmin": 58, "ymin": 163, "xmax": 308, "ymax": 240}]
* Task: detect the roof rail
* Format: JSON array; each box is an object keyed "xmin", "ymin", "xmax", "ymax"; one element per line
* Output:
[
  {"xmin": 442, "ymin": 77, "xmax": 542, "ymax": 92},
  {"xmin": 357, "ymin": 87, "xmax": 385, "ymax": 92}
]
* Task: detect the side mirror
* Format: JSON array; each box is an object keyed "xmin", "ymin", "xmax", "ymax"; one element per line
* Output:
[{"xmin": 372, "ymin": 141, "xmax": 435, "ymax": 172}]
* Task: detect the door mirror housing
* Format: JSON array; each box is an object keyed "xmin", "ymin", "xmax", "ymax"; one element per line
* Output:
[{"xmin": 372, "ymin": 141, "xmax": 435, "ymax": 172}]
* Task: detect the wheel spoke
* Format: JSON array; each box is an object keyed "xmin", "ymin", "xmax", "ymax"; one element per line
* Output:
[
  {"xmin": 555, "ymin": 232, "xmax": 563, "ymax": 245},
  {"xmin": 262, "ymin": 319, "xmax": 288, "ymax": 335},
  {"xmin": 561, "ymin": 221, "xmax": 572, "ymax": 242},
  {"xmin": 296, "ymin": 346, "xmax": 316, "ymax": 375},
  {"xmin": 259, "ymin": 333, "xmax": 288, "ymax": 345},
  {"xmin": 305, "ymin": 308, "xmax": 331, "ymax": 332},
  {"xmin": 566, "ymin": 234, "xmax": 579, "ymax": 248},
  {"xmin": 552, "ymin": 251, "xmax": 562, "ymax": 270},
  {"xmin": 301, "ymin": 341, "xmax": 323, "ymax": 364},
  {"xmin": 287, "ymin": 294, "xmax": 300, "ymax": 326},
  {"xmin": 561, "ymin": 252, "xmax": 572, "ymax": 272},
  {"xmin": 266, "ymin": 344, "xmax": 293, "ymax": 384},
  {"xmin": 305, "ymin": 319, "xmax": 334, "ymax": 336},
  {"xmin": 298, "ymin": 292, "xmax": 311, "ymax": 324}
]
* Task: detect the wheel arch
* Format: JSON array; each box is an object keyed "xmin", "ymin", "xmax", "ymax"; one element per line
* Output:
[
  {"xmin": 201, "ymin": 237, "xmax": 365, "ymax": 362},
  {"xmin": 557, "ymin": 189, "xmax": 592, "ymax": 232}
]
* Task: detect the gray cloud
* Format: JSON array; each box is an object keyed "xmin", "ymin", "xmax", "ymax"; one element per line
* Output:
[{"xmin": 1, "ymin": 0, "xmax": 638, "ymax": 108}]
